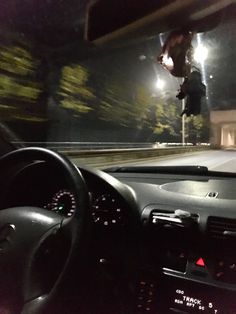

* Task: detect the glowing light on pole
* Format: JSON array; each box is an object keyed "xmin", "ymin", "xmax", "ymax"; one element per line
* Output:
[
  {"xmin": 194, "ymin": 45, "xmax": 208, "ymax": 63},
  {"xmin": 194, "ymin": 34, "xmax": 208, "ymax": 86},
  {"xmin": 156, "ymin": 78, "xmax": 165, "ymax": 90}
]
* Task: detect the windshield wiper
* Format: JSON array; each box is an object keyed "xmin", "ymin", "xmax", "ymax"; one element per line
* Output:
[
  {"xmin": 105, "ymin": 165, "xmax": 236, "ymax": 177},
  {"xmin": 105, "ymin": 165, "xmax": 209, "ymax": 175}
]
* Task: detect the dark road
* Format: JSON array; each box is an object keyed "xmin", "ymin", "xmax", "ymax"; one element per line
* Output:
[{"xmin": 121, "ymin": 150, "xmax": 236, "ymax": 173}]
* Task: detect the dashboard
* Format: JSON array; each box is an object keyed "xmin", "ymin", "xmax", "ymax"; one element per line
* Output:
[
  {"xmin": 1, "ymin": 161, "xmax": 236, "ymax": 313},
  {"xmin": 110, "ymin": 169, "xmax": 236, "ymax": 314}
]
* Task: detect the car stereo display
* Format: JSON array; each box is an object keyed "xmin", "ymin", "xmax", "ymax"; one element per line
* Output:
[{"xmin": 159, "ymin": 276, "xmax": 236, "ymax": 314}]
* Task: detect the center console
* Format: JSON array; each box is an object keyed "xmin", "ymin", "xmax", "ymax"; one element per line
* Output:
[
  {"xmin": 158, "ymin": 275, "xmax": 235, "ymax": 313},
  {"xmin": 135, "ymin": 270, "xmax": 236, "ymax": 314},
  {"xmin": 136, "ymin": 206, "xmax": 236, "ymax": 314},
  {"xmin": 134, "ymin": 250, "xmax": 236, "ymax": 314}
]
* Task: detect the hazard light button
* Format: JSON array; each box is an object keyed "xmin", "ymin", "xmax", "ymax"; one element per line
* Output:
[{"xmin": 195, "ymin": 257, "xmax": 205, "ymax": 267}]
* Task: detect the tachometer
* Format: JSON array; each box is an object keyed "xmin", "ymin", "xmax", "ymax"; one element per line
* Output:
[
  {"xmin": 92, "ymin": 193, "xmax": 125, "ymax": 226},
  {"xmin": 45, "ymin": 189, "xmax": 76, "ymax": 217}
]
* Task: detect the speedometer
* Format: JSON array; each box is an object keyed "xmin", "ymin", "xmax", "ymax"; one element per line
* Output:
[{"xmin": 45, "ymin": 189, "xmax": 76, "ymax": 217}]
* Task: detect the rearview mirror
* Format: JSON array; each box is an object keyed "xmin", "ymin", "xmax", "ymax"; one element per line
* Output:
[{"xmin": 85, "ymin": 0, "xmax": 235, "ymax": 45}]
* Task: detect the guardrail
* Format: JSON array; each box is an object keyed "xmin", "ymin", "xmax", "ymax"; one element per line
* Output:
[
  {"xmin": 11, "ymin": 141, "xmax": 209, "ymax": 150},
  {"xmin": 11, "ymin": 142, "xmax": 209, "ymax": 168},
  {"xmin": 11, "ymin": 141, "xmax": 155, "ymax": 150},
  {"xmin": 68, "ymin": 146, "xmax": 209, "ymax": 168}
]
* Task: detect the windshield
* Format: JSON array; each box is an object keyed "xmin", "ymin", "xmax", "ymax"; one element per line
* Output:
[{"xmin": 0, "ymin": 1, "xmax": 235, "ymax": 172}]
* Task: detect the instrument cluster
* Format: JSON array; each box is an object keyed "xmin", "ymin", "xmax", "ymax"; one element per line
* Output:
[{"xmin": 44, "ymin": 189, "xmax": 127, "ymax": 226}]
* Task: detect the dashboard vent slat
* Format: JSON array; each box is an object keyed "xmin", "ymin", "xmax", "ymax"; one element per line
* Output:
[
  {"xmin": 208, "ymin": 217, "xmax": 236, "ymax": 240},
  {"xmin": 150, "ymin": 210, "xmax": 198, "ymax": 229},
  {"xmin": 206, "ymin": 191, "xmax": 218, "ymax": 198}
]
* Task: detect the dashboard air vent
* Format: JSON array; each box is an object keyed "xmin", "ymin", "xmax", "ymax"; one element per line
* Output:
[
  {"xmin": 206, "ymin": 191, "xmax": 218, "ymax": 198},
  {"xmin": 208, "ymin": 217, "xmax": 236, "ymax": 240},
  {"xmin": 151, "ymin": 210, "xmax": 197, "ymax": 229}
]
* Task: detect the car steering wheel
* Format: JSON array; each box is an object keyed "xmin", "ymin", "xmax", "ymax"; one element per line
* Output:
[{"xmin": 0, "ymin": 147, "xmax": 89, "ymax": 314}]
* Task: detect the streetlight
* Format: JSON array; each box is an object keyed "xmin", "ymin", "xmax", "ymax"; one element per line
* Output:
[
  {"xmin": 180, "ymin": 42, "xmax": 209, "ymax": 145},
  {"xmin": 156, "ymin": 78, "xmax": 165, "ymax": 90},
  {"xmin": 194, "ymin": 45, "xmax": 208, "ymax": 63}
]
